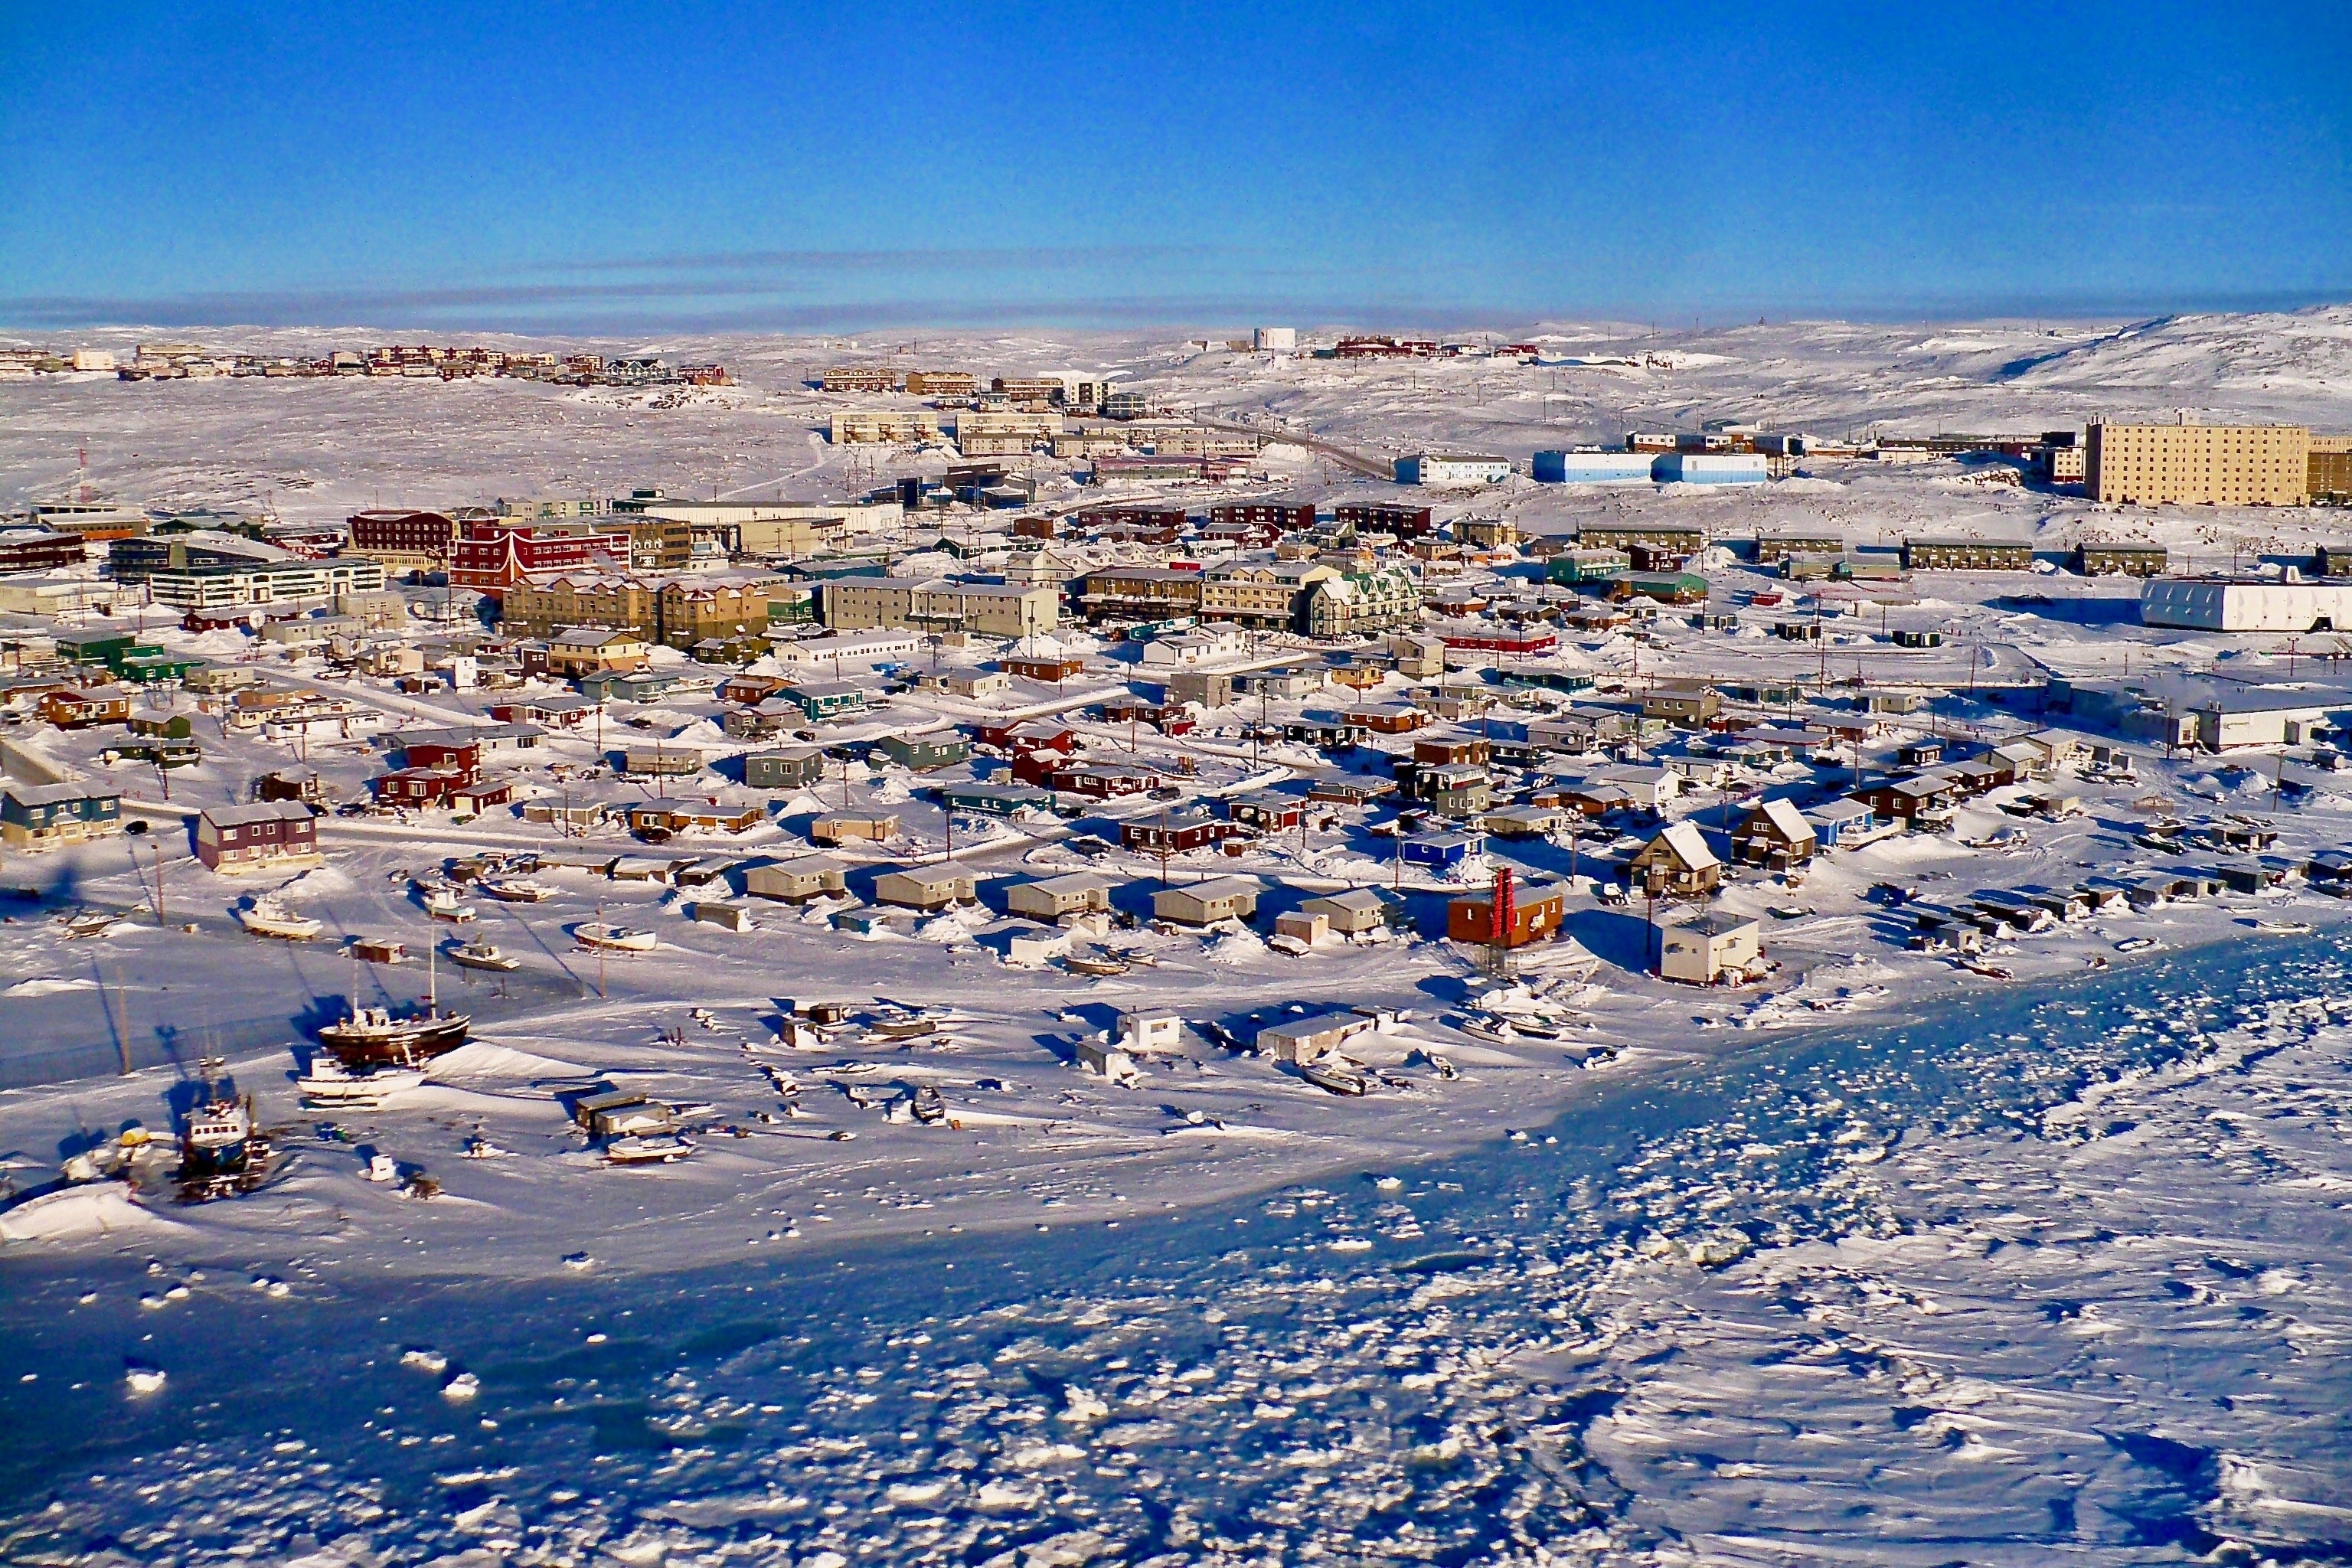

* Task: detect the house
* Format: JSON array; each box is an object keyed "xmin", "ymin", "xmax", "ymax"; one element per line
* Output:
[
  {"xmin": 256, "ymin": 769, "xmax": 327, "ymax": 805},
  {"xmin": 1122, "ymin": 817, "xmax": 1240, "ymax": 854},
  {"xmin": 872, "ymin": 733, "xmax": 969, "ymax": 773},
  {"xmin": 1273, "ymin": 910, "xmax": 1328, "ymax": 946},
  {"xmin": 1658, "ymin": 912, "xmax": 1763, "ymax": 985},
  {"xmin": 0, "ymin": 782, "xmax": 122, "ymax": 851},
  {"xmin": 39, "ymin": 686, "xmax": 131, "ymax": 729},
  {"xmin": 1302, "ymin": 887, "xmax": 1394, "ymax": 935},
  {"xmin": 544, "ymin": 628, "xmax": 652, "ymax": 678},
  {"xmin": 621, "ymin": 745, "xmax": 704, "ymax": 779},
  {"xmin": 626, "ymin": 801, "xmax": 764, "ymax": 836},
  {"xmin": 1735, "ymin": 798, "xmax": 1817, "ymax": 867},
  {"xmin": 810, "ymin": 812, "xmax": 899, "ymax": 845},
  {"xmin": 1346, "ymin": 702, "xmax": 1426, "ymax": 735},
  {"xmin": 1152, "ymin": 876, "xmax": 1261, "ymax": 927},
  {"xmin": 873, "ymin": 867, "xmax": 978, "ymax": 910},
  {"xmin": 776, "ymin": 681, "xmax": 871, "ymax": 722},
  {"xmin": 1483, "ymin": 804, "xmax": 1568, "ymax": 838},
  {"xmin": 1254, "ymin": 1010, "xmax": 1374, "ymax": 1064},
  {"xmin": 1225, "ymin": 792, "xmax": 1305, "ymax": 832},
  {"xmin": 1165, "ymin": 670, "xmax": 1236, "ymax": 710},
  {"xmin": 1045, "ymin": 763, "xmax": 1159, "ymax": 799},
  {"xmin": 1002, "ymin": 653, "xmax": 1088, "ymax": 683},
  {"xmin": 1853, "ymin": 775, "xmax": 1956, "ymax": 828},
  {"xmin": 1642, "ymin": 683, "xmax": 1722, "ymax": 728},
  {"xmin": 1446, "ymin": 877, "xmax": 1567, "ymax": 948},
  {"xmin": 194, "ymin": 801, "xmax": 320, "ymax": 874},
  {"xmin": 1306, "ymin": 775, "xmax": 1393, "ymax": 806},
  {"xmin": 1629, "ymin": 822, "xmax": 1723, "ymax": 897},
  {"xmin": 743, "ymin": 854, "xmax": 848, "ymax": 903},
  {"xmin": 127, "ymin": 709, "xmax": 194, "ymax": 739},
  {"xmin": 937, "ymin": 781, "xmax": 1057, "ymax": 817},
  {"xmin": 1005, "ymin": 872, "xmax": 1119, "ymax": 921},
  {"xmin": 1805, "ymin": 799, "xmax": 1890, "ymax": 848},
  {"xmin": 745, "ymin": 746, "xmax": 829, "ymax": 790},
  {"xmin": 1400, "ymin": 830, "xmax": 1485, "ymax": 873},
  {"xmin": 722, "ymin": 703, "xmax": 800, "ymax": 740}
]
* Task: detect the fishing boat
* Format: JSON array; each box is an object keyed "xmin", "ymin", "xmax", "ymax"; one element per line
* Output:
[
  {"xmin": 1300, "ymin": 1060, "xmax": 1370, "ymax": 1096},
  {"xmin": 446, "ymin": 940, "xmax": 520, "ymax": 972},
  {"xmin": 238, "ymin": 895, "xmax": 323, "ymax": 941},
  {"xmin": 296, "ymin": 1054, "xmax": 426, "ymax": 1105},
  {"xmin": 910, "ymin": 1085, "xmax": 949, "ymax": 1125},
  {"xmin": 574, "ymin": 922, "xmax": 658, "ymax": 952},
  {"xmin": 1063, "ymin": 952, "xmax": 1130, "ymax": 977},
  {"xmin": 315, "ymin": 946, "xmax": 472, "ymax": 1067},
  {"xmin": 2255, "ymin": 919, "xmax": 2313, "ymax": 935},
  {"xmin": 422, "ymin": 887, "xmax": 478, "ymax": 923},
  {"xmin": 603, "ymin": 1133, "xmax": 694, "ymax": 1165},
  {"xmin": 478, "ymin": 877, "xmax": 555, "ymax": 903},
  {"xmin": 1455, "ymin": 1016, "xmax": 1519, "ymax": 1047},
  {"xmin": 178, "ymin": 1058, "xmax": 260, "ymax": 1190}
]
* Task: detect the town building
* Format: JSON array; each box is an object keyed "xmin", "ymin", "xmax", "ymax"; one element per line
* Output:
[
  {"xmin": 544, "ymin": 629, "xmax": 652, "ymax": 678},
  {"xmin": 194, "ymin": 801, "xmax": 321, "ymax": 874},
  {"xmin": 1533, "ymin": 450, "xmax": 1655, "ymax": 484},
  {"xmin": 743, "ymin": 854, "xmax": 848, "ymax": 902},
  {"xmin": 1446, "ymin": 877, "xmax": 1566, "ymax": 948},
  {"xmin": 0, "ymin": 782, "xmax": 122, "ymax": 850},
  {"xmin": 1734, "ymin": 798, "xmax": 1817, "ymax": 867},
  {"xmin": 2138, "ymin": 580, "xmax": 2352, "ymax": 634},
  {"xmin": 345, "ymin": 509, "xmax": 459, "ymax": 573},
  {"xmin": 874, "ymin": 867, "xmax": 978, "ymax": 910},
  {"xmin": 1654, "ymin": 452, "xmax": 1767, "ymax": 485},
  {"xmin": 744, "ymin": 746, "xmax": 828, "ymax": 790},
  {"xmin": 822, "ymin": 578, "xmax": 1059, "ymax": 638},
  {"xmin": 2086, "ymin": 422, "xmax": 2309, "ymax": 507},
  {"xmin": 1396, "ymin": 453, "xmax": 1512, "ymax": 487},
  {"xmin": 1152, "ymin": 876, "xmax": 1260, "ymax": 926},
  {"xmin": 830, "ymin": 410, "xmax": 942, "ymax": 445},
  {"xmin": 1628, "ymin": 822, "xmax": 1723, "ymax": 897},
  {"xmin": 449, "ymin": 517, "xmax": 632, "ymax": 599},
  {"xmin": 1006, "ymin": 872, "xmax": 1119, "ymax": 921},
  {"xmin": 1902, "ymin": 538, "xmax": 2034, "ymax": 571},
  {"xmin": 0, "ymin": 530, "xmax": 87, "ymax": 574},
  {"xmin": 1303, "ymin": 569, "xmax": 1419, "ymax": 638},
  {"xmin": 1658, "ymin": 911, "xmax": 1762, "ymax": 985},
  {"xmin": 2073, "ymin": 542, "xmax": 2168, "ymax": 577},
  {"xmin": 1080, "ymin": 567, "xmax": 1206, "ymax": 622}
]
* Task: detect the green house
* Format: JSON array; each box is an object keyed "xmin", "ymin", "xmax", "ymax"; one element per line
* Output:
[
  {"xmin": 872, "ymin": 733, "xmax": 969, "ymax": 773},
  {"xmin": 778, "ymin": 681, "xmax": 868, "ymax": 722}
]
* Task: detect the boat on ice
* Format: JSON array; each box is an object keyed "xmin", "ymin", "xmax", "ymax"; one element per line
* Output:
[
  {"xmin": 422, "ymin": 887, "xmax": 478, "ymax": 923},
  {"xmin": 603, "ymin": 1133, "xmax": 694, "ymax": 1165},
  {"xmin": 1300, "ymin": 1060, "xmax": 1370, "ymax": 1096},
  {"xmin": 478, "ymin": 877, "xmax": 555, "ymax": 903},
  {"xmin": 315, "ymin": 946, "xmax": 472, "ymax": 1067},
  {"xmin": 574, "ymin": 922, "xmax": 658, "ymax": 952},
  {"xmin": 446, "ymin": 940, "xmax": 521, "ymax": 972},
  {"xmin": 238, "ymin": 895, "xmax": 323, "ymax": 941},
  {"xmin": 296, "ymin": 1054, "xmax": 426, "ymax": 1105}
]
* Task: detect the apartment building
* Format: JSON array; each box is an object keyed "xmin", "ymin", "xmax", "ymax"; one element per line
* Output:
[
  {"xmin": 821, "ymin": 366, "xmax": 900, "ymax": 393},
  {"xmin": 1304, "ymin": 568, "xmax": 1420, "ymax": 637},
  {"xmin": 2086, "ymin": 421, "xmax": 2310, "ymax": 507},
  {"xmin": 830, "ymin": 410, "xmax": 942, "ymax": 445},
  {"xmin": 448, "ymin": 518, "xmax": 632, "ymax": 597},
  {"xmin": 2311, "ymin": 435, "xmax": 2352, "ymax": 503},
  {"xmin": 1200, "ymin": 560, "xmax": 1336, "ymax": 630},
  {"xmin": 904, "ymin": 371, "xmax": 976, "ymax": 399},
  {"xmin": 822, "ymin": 577, "xmax": 1059, "ymax": 639},
  {"xmin": 502, "ymin": 572, "xmax": 787, "ymax": 646},
  {"xmin": 1079, "ymin": 567, "xmax": 1206, "ymax": 622},
  {"xmin": 145, "ymin": 556, "xmax": 388, "ymax": 611},
  {"xmin": 345, "ymin": 508, "xmax": 459, "ymax": 572}
]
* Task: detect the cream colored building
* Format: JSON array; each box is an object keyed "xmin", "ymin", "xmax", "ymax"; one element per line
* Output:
[
  {"xmin": 2086, "ymin": 422, "xmax": 2309, "ymax": 507},
  {"xmin": 830, "ymin": 410, "xmax": 942, "ymax": 445},
  {"xmin": 1200, "ymin": 560, "xmax": 1335, "ymax": 629},
  {"xmin": 823, "ymin": 578, "xmax": 1060, "ymax": 638}
]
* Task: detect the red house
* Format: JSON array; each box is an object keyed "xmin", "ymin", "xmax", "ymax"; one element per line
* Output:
[{"xmin": 194, "ymin": 802, "xmax": 320, "ymax": 874}]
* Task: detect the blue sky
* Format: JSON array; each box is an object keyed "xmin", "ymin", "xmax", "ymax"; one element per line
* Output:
[{"xmin": 2, "ymin": 2, "xmax": 2346, "ymax": 332}]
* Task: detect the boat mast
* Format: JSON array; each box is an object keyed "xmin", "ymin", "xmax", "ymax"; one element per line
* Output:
[{"xmin": 427, "ymin": 936, "xmax": 438, "ymax": 1016}]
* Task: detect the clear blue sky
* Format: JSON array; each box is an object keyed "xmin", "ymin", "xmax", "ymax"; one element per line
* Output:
[{"xmin": 2, "ymin": 2, "xmax": 2346, "ymax": 333}]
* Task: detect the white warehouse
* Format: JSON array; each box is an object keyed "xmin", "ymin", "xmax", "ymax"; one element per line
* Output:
[
  {"xmin": 1396, "ymin": 452, "xmax": 1512, "ymax": 488},
  {"xmin": 2141, "ymin": 578, "xmax": 2352, "ymax": 632},
  {"xmin": 1534, "ymin": 450, "xmax": 1655, "ymax": 484}
]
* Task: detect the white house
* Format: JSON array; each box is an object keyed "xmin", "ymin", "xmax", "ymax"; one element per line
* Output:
[{"xmin": 1396, "ymin": 453, "xmax": 1513, "ymax": 488}]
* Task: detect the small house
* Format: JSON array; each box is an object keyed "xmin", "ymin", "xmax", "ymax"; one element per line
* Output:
[
  {"xmin": 811, "ymin": 812, "xmax": 899, "ymax": 845},
  {"xmin": 1302, "ymin": 887, "xmax": 1394, "ymax": 935},
  {"xmin": 39, "ymin": 686, "xmax": 130, "ymax": 729},
  {"xmin": 1658, "ymin": 912, "xmax": 1762, "ymax": 985},
  {"xmin": 127, "ymin": 709, "xmax": 194, "ymax": 739},
  {"xmin": 195, "ymin": 801, "xmax": 321, "ymax": 874},
  {"xmin": 1400, "ymin": 830, "xmax": 1485, "ymax": 873},
  {"xmin": 1805, "ymin": 798, "xmax": 1886, "ymax": 849},
  {"xmin": 626, "ymin": 801, "xmax": 764, "ymax": 836},
  {"xmin": 743, "ymin": 853, "xmax": 848, "ymax": 903},
  {"xmin": 1075, "ymin": 1036, "xmax": 1140, "ymax": 1084},
  {"xmin": 1483, "ymin": 804, "xmax": 1567, "ymax": 839},
  {"xmin": 872, "ymin": 733, "xmax": 969, "ymax": 773},
  {"xmin": 777, "ymin": 681, "xmax": 871, "ymax": 723},
  {"xmin": 692, "ymin": 901, "xmax": 753, "ymax": 932},
  {"xmin": 873, "ymin": 866, "xmax": 978, "ymax": 910},
  {"xmin": 1225, "ymin": 792, "xmax": 1305, "ymax": 832},
  {"xmin": 1446, "ymin": 879, "xmax": 1567, "ymax": 948},
  {"xmin": 1152, "ymin": 876, "xmax": 1261, "ymax": 927},
  {"xmin": 621, "ymin": 745, "xmax": 704, "ymax": 779},
  {"xmin": 1734, "ymin": 798, "xmax": 1817, "ymax": 867},
  {"xmin": 744, "ymin": 746, "xmax": 828, "ymax": 790},
  {"xmin": 1005, "ymin": 872, "xmax": 1118, "ymax": 921},
  {"xmin": 1273, "ymin": 910, "xmax": 1328, "ymax": 946},
  {"xmin": 1254, "ymin": 1009, "xmax": 1373, "ymax": 1064},
  {"xmin": 1629, "ymin": 821, "xmax": 1723, "ymax": 897},
  {"xmin": 1122, "ymin": 817, "xmax": 1238, "ymax": 854}
]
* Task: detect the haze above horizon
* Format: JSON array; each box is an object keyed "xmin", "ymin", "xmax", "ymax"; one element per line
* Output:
[{"xmin": 3, "ymin": 2, "xmax": 2347, "ymax": 334}]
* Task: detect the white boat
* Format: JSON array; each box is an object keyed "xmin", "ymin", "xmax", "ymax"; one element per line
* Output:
[
  {"xmin": 1300, "ymin": 1060, "xmax": 1370, "ymax": 1096},
  {"xmin": 478, "ymin": 877, "xmax": 555, "ymax": 903},
  {"xmin": 297, "ymin": 1054, "xmax": 426, "ymax": 1105},
  {"xmin": 238, "ymin": 896, "xmax": 323, "ymax": 941},
  {"xmin": 603, "ymin": 1133, "xmax": 694, "ymax": 1165},
  {"xmin": 574, "ymin": 922, "xmax": 657, "ymax": 952},
  {"xmin": 2255, "ymin": 919, "xmax": 2313, "ymax": 934},
  {"xmin": 422, "ymin": 887, "xmax": 477, "ymax": 923},
  {"xmin": 1455, "ymin": 1017, "xmax": 1519, "ymax": 1047},
  {"xmin": 446, "ymin": 940, "xmax": 521, "ymax": 972}
]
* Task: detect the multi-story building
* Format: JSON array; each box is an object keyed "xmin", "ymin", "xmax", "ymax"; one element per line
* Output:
[
  {"xmin": 1209, "ymin": 502, "xmax": 1313, "ymax": 532},
  {"xmin": 1333, "ymin": 502, "xmax": 1432, "ymax": 537},
  {"xmin": 822, "ymin": 578, "xmax": 1059, "ymax": 639},
  {"xmin": 2309, "ymin": 435, "xmax": 2352, "ymax": 504},
  {"xmin": 1303, "ymin": 569, "xmax": 1419, "ymax": 638},
  {"xmin": 821, "ymin": 366, "xmax": 900, "ymax": 393},
  {"xmin": 109, "ymin": 530, "xmax": 289, "ymax": 584},
  {"xmin": 1901, "ymin": 538, "xmax": 2035, "ymax": 571},
  {"xmin": 2086, "ymin": 422, "xmax": 2310, "ymax": 507},
  {"xmin": 904, "ymin": 371, "xmax": 976, "ymax": 399},
  {"xmin": 33, "ymin": 504, "xmax": 152, "ymax": 541},
  {"xmin": 624, "ymin": 516, "xmax": 694, "ymax": 571},
  {"xmin": 1, "ymin": 782, "xmax": 122, "ymax": 851},
  {"xmin": 1396, "ymin": 452, "xmax": 1513, "ymax": 487},
  {"xmin": 955, "ymin": 409, "xmax": 1063, "ymax": 456},
  {"xmin": 830, "ymin": 410, "xmax": 942, "ymax": 445},
  {"xmin": 0, "ymin": 529, "xmax": 87, "ymax": 574},
  {"xmin": 448, "ymin": 518, "xmax": 632, "ymax": 599},
  {"xmin": 656, "ymin": 577, "xmax": 788, "ymax": 648},
  {"xmin": 144, "ymin": 556, "xmax": 387, "ymax": 611},
  {"xmin": 1078, "ymin": 567, "xmax": 1206, "ymax": 622},
  {"xmin": 1200, "ymin": 560, "xmax": 1336, "ymax": 630},
  {"xmin": 501, "ymin": 573, "xmax": 658, "ymax": 637},
  {"xmin": 346, "ymin": 508, "xmax": 459, "ymax": 572},
  {"xmin": 194, "ymin": 801, "xmax": 321, "ymax": 874}
]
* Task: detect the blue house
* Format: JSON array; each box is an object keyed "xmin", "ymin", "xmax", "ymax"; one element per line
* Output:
[
  {"xmin": 1400, "ymin": 828, "xmax": 1486, "ymax": 871},
  {"xmin": 1804, "ymin": 799, "xmax": 1883, "ymax": 848},
  {"xmin": 1, "ymin": 782, "xmax": 124, "ymax": 851}
]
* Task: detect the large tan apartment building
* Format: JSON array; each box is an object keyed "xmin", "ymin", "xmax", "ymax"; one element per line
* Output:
[
  {"xmin": 2086, "ymin": 421, "xmax": 2309, "ymax": 507},
  {"xmin": 822, "ymin": 578, "xmax": 1060, "ymax": 638},
  {"xmin": 2311, "ymin": 435, "xmax": 2352, "ymax": 504},
  {"xmin": 830, "ymin": 410, "xmax": 942, "ymax": 445},
  {"xmin": 504, "ymin": 572, "xmax": 789, "ymax": 646}
]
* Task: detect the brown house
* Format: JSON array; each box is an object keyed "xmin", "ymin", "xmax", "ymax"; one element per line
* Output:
[{"xmin": 1628, "ymin": 822, "xmax": 1723, "ymax": 897}]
